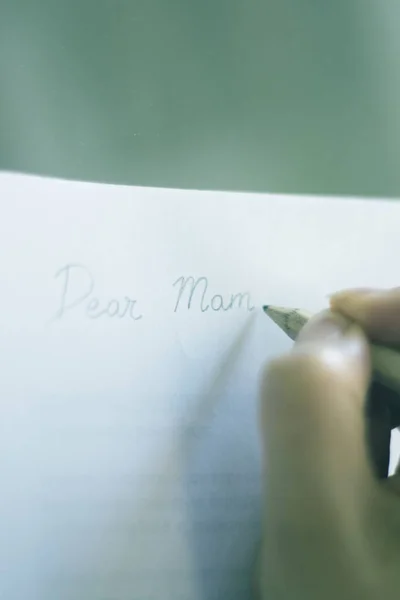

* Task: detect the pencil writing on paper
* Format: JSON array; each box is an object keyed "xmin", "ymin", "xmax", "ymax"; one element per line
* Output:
[
  {"xmin": 53, "ymin": 264, "xmax": 143, "ymax": 321},
  {"xmin": 52, "ymin": 264, "xmax": 255, "ymax": 321},
  {"xmin": 173, "ymin": 276, "xmax": 254, "ymax": 313}
]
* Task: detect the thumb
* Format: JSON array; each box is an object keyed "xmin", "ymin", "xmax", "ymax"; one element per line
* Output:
[{"xmin": 260, "ymin": 310, "xmax": 374, "ymax": 523}]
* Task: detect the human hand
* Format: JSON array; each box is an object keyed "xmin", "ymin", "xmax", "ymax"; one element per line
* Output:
[{"xmin": 257, "ymin": 288, "xmax": 400, "ymax": 599}]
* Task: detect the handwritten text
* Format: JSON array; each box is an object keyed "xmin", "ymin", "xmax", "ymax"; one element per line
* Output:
[
  {"xmin": 53, "ymin": 264, "xmax": 143, "ymax": 321},
  {"xmin": 52, "ymin": 265, "xmax": 255, "ymax": 321},
  {"xmin": 173, "ymin": 276, "xmax": 254, "ymax": 313}
]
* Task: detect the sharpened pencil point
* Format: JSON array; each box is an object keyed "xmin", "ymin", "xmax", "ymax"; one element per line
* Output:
[{"xmin": 262, "ymin": 306, "xmax": 312, "ymax": 341}]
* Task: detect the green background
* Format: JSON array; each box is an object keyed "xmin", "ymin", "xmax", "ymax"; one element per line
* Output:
[{"xmin": 1, "ymin": 1, "xmax": 400, "ymax": 197}]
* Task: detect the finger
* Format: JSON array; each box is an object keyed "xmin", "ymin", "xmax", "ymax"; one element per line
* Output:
[
  {"xmin": 329, "ymin": 287, "xmax": 400, "ymax": 344},
  {"xmin": 377, "ymin": 383, "xmax": 400, "ymax": 430},
  {"xmin": 260, "ymin": 310, "xmax": 373, "ymax": 523},
  {"xmin": 366, "ymin": 380, "xmax": 400, "ymax": 479},
  {"xmin": 365, "ymin": 381, "xmax": 392, "ymax": 479}
]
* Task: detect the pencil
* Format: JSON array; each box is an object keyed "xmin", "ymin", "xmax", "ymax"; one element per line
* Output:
[{"xmin": 263, "ymin": 305, "xmax": 400, "ymax": 398}]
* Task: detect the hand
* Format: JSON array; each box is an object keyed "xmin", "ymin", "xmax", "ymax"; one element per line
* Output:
[{"xmin": 257, "ymin": 288, "xmax": 400, "ymax": 600}]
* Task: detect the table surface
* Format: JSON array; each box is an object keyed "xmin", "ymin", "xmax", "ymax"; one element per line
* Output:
[{"xmin": 1, "ymin": 1, "xmax": 400, "ymax": 198}]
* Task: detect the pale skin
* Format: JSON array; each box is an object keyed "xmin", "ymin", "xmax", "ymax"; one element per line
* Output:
[{"xmin": 257, "ymin": 287, "xmax": 400, "ymax": 599}]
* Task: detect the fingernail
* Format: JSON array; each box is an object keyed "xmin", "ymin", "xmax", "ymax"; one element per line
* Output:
[
  {"xmin": 294, "ymin": 312, "xmax": 370, "ymax": 386},
  {"xmin": 295, "ymin": 309, "xmax": 351, "ymax": 346}
]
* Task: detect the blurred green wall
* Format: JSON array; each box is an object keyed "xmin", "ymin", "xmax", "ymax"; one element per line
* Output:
[{"xmin": 1, "ymin": 1, "xmax": 400, "ymax": 197}]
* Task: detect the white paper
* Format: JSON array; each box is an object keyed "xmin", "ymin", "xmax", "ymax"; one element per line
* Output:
[{"xmin": 0, "ymin": 172, "xmax": 399, "ymax": 600}]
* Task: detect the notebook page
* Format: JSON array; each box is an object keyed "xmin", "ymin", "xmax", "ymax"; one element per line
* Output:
[{"xmin": 0, "ymin": 172, "xmax": 399, "ymax": 600}]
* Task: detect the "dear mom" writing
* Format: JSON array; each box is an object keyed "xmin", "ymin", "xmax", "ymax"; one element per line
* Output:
[{"xmin": 52, "ymin": 264, "xmax": 254, "ymax": 321}]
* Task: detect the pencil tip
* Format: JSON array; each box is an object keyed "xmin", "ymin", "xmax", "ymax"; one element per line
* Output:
[{"xmin": 262, "ymin": 305, "xmax": 269, "ymax": 312}]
